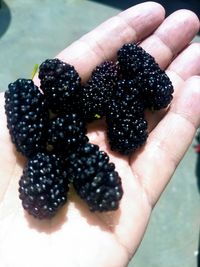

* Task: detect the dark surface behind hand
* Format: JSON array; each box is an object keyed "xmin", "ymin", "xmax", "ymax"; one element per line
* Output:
[{"xmin": 90, "ymin": 0, "xmax": 200, "ymax": 17}]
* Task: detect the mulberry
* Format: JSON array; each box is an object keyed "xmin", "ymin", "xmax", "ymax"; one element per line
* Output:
[
  {"xmin": 106, "ymin": 79, "xmax": 147, "ymax": 155},
  {"xmin": 4, "ymin": 79, "xmax": 48, "ymax": 158},
  {"xmin": 79, "ymin": 61, "xmax": 119, "ymax": 122},
  {"xmin": 106, "ymin": 108, "xmax": 148, "ymax": 155},
  {"xmin": 67, "ymin": 143, "xmax": 123, "ymax": 212},
  {"xmin": 19, "ymin": 152, "xmax": 69, "ymax": 219},
  {"xmin": 47, "ymin": 113, "xmax": 88, "ymax": 154},
  {"xmin": 39, "ymin": 58, "xmax": 81, "ymax": 114},
  {"xmin": 108, "ymin": 79, "xmax": 145, "ymax": 116},
  {"xmin": 117, "ymin": 43, "xmax": 174, "ymax": 110}
]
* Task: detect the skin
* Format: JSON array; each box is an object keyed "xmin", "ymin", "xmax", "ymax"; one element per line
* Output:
[{"xmin": 0, "ymin": 2, "xmax": 200, "ymax": 267}]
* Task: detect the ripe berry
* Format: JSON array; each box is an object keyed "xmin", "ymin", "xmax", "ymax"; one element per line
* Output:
[
  {"xmin": 39, "ymin": 58, "xmax": 81, "ymax": 114},
  {"xmin": 19, "ymin": 152, "xmax": 69, "ymax": 219},
  {"xmin": 118, "ymin": 43, "xmax": 174, "ymax": 110},
  {"xmin": 67, "ymin": 143, "xmax": 123, "ymax": 212},
  {"xmin": 4, "ymin": 79, "xmax": 48, "ymax": 158}
]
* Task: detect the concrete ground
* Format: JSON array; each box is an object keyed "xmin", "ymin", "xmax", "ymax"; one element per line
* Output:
[{"xmin": 0, "ymin": 1, "xmax": 199, "ymax": 266}]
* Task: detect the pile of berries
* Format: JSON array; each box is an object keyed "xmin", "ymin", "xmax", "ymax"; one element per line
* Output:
[{"xmin": 4, "ymin": 43, "xmax": 173, "ymax": 219}]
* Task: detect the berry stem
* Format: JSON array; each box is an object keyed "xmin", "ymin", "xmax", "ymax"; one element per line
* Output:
[
  {"xmin": 94, "ymin": 114, "xmax": 101, "ymax": 119},
  {"xmin": 31, "ymin": 64, "xmax": 39, "ymax": 80}
]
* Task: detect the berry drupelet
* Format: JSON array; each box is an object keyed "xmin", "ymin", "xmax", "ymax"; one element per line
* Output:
[
  {"xmin": 79, "ymin": 61, "xmax": 119, "ymax": 122},
  {"xmin": 109, "ymin": 79, "xmax": 145, "ymax": 116},
  {"xmin": 117, "ymin": 43, "xmax": 174, "ymax": 110},
  {"xmin": 4, "ymin": 79, "xmax": 48, "ymax": 158},
  {"xmin": 106, "ymin": 79, "xmax": 147, "ymax": 155},
  {"xmin": 142, "ymin": 71, "xmax": 174, "ymax": 110},
  {"xmin": 19, "ymin": 152, "xmax": 69, "ymax": 219},
  {"xmin": 47, "ymin": 113, "xmax": 88, "ymax": 154},
  {"xmin": 106, "ymin": 110, "xmax": 148, "ymax": 155},
  {"xmin": 118, "ymin": 43, "xmax": 158, "ymax": 76},
  {"xmin": 39, "ymin": 58, "xmax": 81, "ymax": 114},
  {"xmin": 67, "ymin": 143, "xmax": 123, "ymax": 212}
]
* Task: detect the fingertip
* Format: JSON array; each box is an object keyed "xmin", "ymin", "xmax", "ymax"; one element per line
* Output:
[
  {"xmin": 176, "ymin": 8, "xmax": 199, "ymax": 20},
  {"xmin": 132, "ymin": 1, "xmax": 165, "ymax": 14},
  {"xmin": 143, "ymin": 1, "xmax": 166, "ymax": 16},
  {"xmin": 117, "ymin": 1, "xmax": 166, "ymax": 41},
  {"xmin": 170, "ymin": 9, "xmax": 200, "ymax": 31},
  {"xmin": 121, "ymin": 1, "xmax": 165, "ymax": 12},
  {"xmin": 152, "ymin": 8, "xmax": 200, "ymax": 59},
  {"xmin": 144, "ymin": 1, "xmax": 166, "ymax": 23},
  {"xmin": 119, "ymin": 1, "xmax": 166, "ymax": 32}
]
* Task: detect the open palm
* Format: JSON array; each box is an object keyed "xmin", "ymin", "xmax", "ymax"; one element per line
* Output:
[{"xmin": 0, "ymin": 2, "xmax": 200, "ymax": 267}]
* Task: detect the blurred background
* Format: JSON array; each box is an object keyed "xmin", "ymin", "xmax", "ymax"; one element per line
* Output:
[{"xmin": 0, "ymin": 1, "xmax": 199, "ymax": 266}]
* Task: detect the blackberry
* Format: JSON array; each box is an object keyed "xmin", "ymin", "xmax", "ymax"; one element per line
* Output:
[
  {"xmin": 19, "ymin": 152, "xmax": 69, "ymax": 219},
  {"xmin": 118, "ymin": 43, "xmax": 158, "ymax": 76},
  {"xmin": 142, "ymin": 72, "xmax": 174, "ymax": 110},
  {"xmin": 67, "ymin": 143, "xmax": 123, "ymax": 212},
  {"xmin": 47, "ymin": 113, "xmax": 88, "ymax": 154},
  {"xmin": 109, "ymin": 79, "xmax": 145, "ymax": 116},
  {"xmin": 39, "ymin": 58, "xmax": 81, "ymax": 114},
  {"xmin": 105, "ymin": 79, "xmax": 147, "ymax": 155},
  {"xmin": 117, "ymin": 43, "xmax": 174, "ymax": 110},
  {"xmin": 4, "ymin": 79, "xmax": 48, "ymax": 158},
  {"xmin": 79, "ymin": 61, "xmax": 119, "ymax": 122},
  {"xmin": 106, "ymin": 108, "xmax": 148, "ymax": 155}
]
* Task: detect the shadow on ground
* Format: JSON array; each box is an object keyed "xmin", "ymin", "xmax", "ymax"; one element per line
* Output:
[
  {"xmin": 89, "ymin": 0, "xmax": 200, "ymax": 16},
  {"xmin": 0, "ymin": 1, "xmax": 11, "ymax": 38},
  {"xmin": 195, "ymin": 152, "xmax": 200, "ymax": 267}
]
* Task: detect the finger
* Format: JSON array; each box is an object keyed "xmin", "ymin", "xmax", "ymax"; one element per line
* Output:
[
  {"xmin": 168, "ymin": 42, "xmax": 200, "ymax": 80},
  {"xmin": 131, "ymin": 76, "xmax": 200, "ymax": 207},
  {"xmin": 55, "ymin": 2, "xmax": 165, "ymax": 82},
  {"xmin": 140, "ymin": 9, "xmax": 200, "ymax": 69},
  {"xmin": 167, "ymin": 42, "xmax": 200, "ymax": 100},
  {"xmin": 146, "ymin": 42, "xmax": 200, "ymax": 132}
]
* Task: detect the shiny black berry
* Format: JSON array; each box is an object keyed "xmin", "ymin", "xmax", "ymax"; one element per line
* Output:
[
  {"xmin": 117, "ymin": 43, "xmax": 174, "ymax": 110},
  {"xmin": 79, "ymin": 61, "xmax": 119, "ymax": 122},
  {"xmin": 4, "ymin": 79, "xmax": 48, "ymax": 158},
  {"xmin": 108, "ymin": 79, "xmax": 145, "ymax": 116},
  {"xmin": 19, "ymin": 152, "xmax": 69, "ymax": 219},
  {"xmin": 47, "ymin": 113, "xmax": 88, "ymax": 154},
  {"xmin": 67, "ymin": 143, "xmax": 123, "ymax": 212},
  {"xmin": 39, "ymin": 58, "xmax": 81, "ymax": 114},
  {"xmin": 106, "ymin": 109, "xmax": 148, "ymax": 155}
]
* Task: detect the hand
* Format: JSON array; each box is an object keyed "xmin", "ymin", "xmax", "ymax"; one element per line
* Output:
[{"xmin": 0, "ymin": 2, "xmax": 200, "ymax": 267}]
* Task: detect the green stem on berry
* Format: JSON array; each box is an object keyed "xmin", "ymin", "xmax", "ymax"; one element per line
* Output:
[
  {"xmin": 94, "ymin": 114, "xmax": 101, "ymax": 119},
  {"xmin": 31, "ymin": 64, "xmax": 39, "ymax": 80}
]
